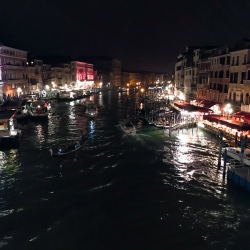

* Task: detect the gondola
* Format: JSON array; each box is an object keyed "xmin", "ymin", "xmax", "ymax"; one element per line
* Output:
[{"xmin": 49, "ymin": 135, "xmax": 88, "ymax": 157}]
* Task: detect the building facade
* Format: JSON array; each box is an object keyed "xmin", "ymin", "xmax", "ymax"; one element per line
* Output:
[
  {"xmin": 0, "ymin": 44, "xmax": 28, "ymax": 101},
  {"xmin": 70, "ymin": 61, "xmax": 94, "ymax": 90}
]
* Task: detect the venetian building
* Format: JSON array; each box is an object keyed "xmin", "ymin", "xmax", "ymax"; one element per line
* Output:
[
  {"xmin": 128, "ymin": 72, "xmax": 142, "ymax": 87},
  {"xmin": 42, "ymin": 64, "xmax": 52, "ymax": 89},
  {"xmin": 70, "ymin": 61, "xmax": 94, "ymax": 90},
  {"xmin": 208, "ymin": 46, "xmax": 230, "ymax": 105},
  {"xmin": 174, "ymin": 49, "xmax": 191, "ymax": 100},
  {"xmin": 26, "ymin": 59, "xmax": 43, "ymax": 94},
  {"xmin": 121, "ymin": 71, "xmax": 130, "ymax": 87},
  {"xmin": 197, "ymin": 48, "xmax": 217, "ymax": 100},
  {"xmin": 228, "ymin": 39, "xmax": 250, "ymax": 106},
  {"xmin": 51, "ymin": 66, "xmax": 64, "ymax": 89},
  {"xmin": 0, "ymin": 44, "xmax": 28, "ymax": 101}
]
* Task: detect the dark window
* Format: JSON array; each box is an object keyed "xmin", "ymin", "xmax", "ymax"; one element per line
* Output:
[
  {"xmin": 230, "ymin": 73, "xmax": 233, "ymax": 82},
  {"xmin": 220, "ymin": 57, "xmax": 225, "ymax": 65},
  {"xmin": 241, "ymin": 72, "xmax": 246, "ymax": 83},
  {"xmin": 244, "ymin": 54, "xmax": 247, "ymax": 64},
  {"xmin": 231, "ymin": 57, "xmax": 234, "ymax": 66}
]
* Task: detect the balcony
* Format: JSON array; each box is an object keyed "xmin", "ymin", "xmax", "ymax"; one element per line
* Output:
[
  {"xmin": 3, "ymin": 64, "xmax": 24, "ymax": 70},
  {"xmin": 243, "ymin": 80, "xmax": 250, "ymax": 86},
  {"xmin": 4, "ymin": 79, "xmax": 27, "ymax": 83}
]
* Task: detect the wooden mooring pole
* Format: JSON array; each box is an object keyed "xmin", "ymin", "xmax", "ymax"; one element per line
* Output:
[{"xmin": 218, "ymin": 131, "xmax": 223, "ymax": 169}]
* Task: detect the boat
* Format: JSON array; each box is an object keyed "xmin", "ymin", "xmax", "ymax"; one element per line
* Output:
[
  {"xmin": 224, "ymin": 147, "xmax": 250, "ymax": 166},
  {"xmin": 57, "ymin": 90, "xmax": 90, "ymax": 102},
  {"xmin": 28, "ymin": 100, "xmax": 49, "ymax": 119},
  {"xmin": 49, "ymin": 134, "xmax": 88, "ymax": 157},
  {"xmin": 119, "ymin": 119, "xmax": 136, "ymax": 135},
  {"xmin": 117, "ymin": 87, "xmax": 127, "ymax": 92},
  {"xmin": 1, "ymin": 99, "xmax": 29, "ymax": 121},
  {"xmin": 0, "ymin": 110, "xmax": 22, "ymax": 148},
  {"xmin": 85, "ymin": 102, "xmax": 98, "ymax": 118}
]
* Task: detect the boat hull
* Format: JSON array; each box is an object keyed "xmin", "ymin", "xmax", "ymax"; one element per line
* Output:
[
  {"xmin": 119, "ymin": 121, "xmax": 136, "ymax": 135},
  {"xmin": 50, "ymin": 136, "xmax": 88, "ymax": 157},
  {"xmin": 57, "ymin": 94, "xmax": 90, "ymax": 102}
]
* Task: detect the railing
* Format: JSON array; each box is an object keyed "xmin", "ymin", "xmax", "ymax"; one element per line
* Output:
[
  {"xmin": 5, "ymin": 79, "xmax": 27, "ymax": 83},
  {"xmin": 4, "ymin": 64, "xmax": 25, "ymax": 69}
]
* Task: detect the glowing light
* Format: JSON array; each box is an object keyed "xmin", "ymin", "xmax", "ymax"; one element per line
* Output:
[
  {"xmin": 45, "ymin": 85, "xmax": 50, "ymax": 90},
  {"xmin": 17, "ymin": 87, "xmax": 22, "ymax": 97}
]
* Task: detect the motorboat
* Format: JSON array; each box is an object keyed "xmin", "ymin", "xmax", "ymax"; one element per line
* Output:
[
  {"xmin": 50, "ymin": 134, "xmax": 88, "ymax": 157},
  {"xmin": 117, "ymin": 87, "xmax": 127, "ymax": 92},
  {"xmin": 224, "ymin": 147, "xmax": 250, "ymax": 166},
  {"xmin": 1, "ymin": 99, "xmax": 29, "ymax": 121},
  {"xmin": 119, "ymin": 120, "xmax": 136, "ymax": 135},
  {"xmin": 28, "ymin": 100, "xmax": 49, "ymax": 119},
  {"xmin": 85, "ymin": 102, "xmax": 98, "ymax": 118},
  {"xmin": 0, "ymin": 110, "xmax": 22, "ymax": 148}
]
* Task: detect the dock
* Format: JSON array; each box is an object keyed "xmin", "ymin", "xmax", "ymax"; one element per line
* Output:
[{"xmin": 227, "ymin": 166, "xmax": 250, "ymax": 192}]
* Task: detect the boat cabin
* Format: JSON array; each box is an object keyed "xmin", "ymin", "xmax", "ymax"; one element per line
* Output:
[
  {"xmin": 1, "ymin": 99, "xmax": 29, "ymax": 116},
  {"xmin": 29, "ymin": 100, "xmax": 48, "ymax": 116},
  {"xmin": 0, "ymin": 110, "xmax": 19, "ymax": 136}
]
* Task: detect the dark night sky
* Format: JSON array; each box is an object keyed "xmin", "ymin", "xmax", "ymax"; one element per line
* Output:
[{"xmin": 1, "ymin": 0, "xmax": 250, "ymax": 72}]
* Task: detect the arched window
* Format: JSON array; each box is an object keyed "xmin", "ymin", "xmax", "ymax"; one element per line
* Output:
[
  {"xmin": 246, "ymin": 93, "xmax": 249, "ymax": 105},
  {"xmin": 240, "ymin": 93, "xmax": 243, "ymax": 103},
  {"xmin": 210, "ymin": 71, "xmax": 213, "ymax": 78},
  {"xmin": 226, "ymin": 70, "xmax": 229, "ymax": 78},
  {"xmin": 219, "ymin": 70, "xmax": 223, "ymax": 78},
  {"xmin": 224, "ymin": 85, "xmax": 228, "ymax": 93},
  {"xmin": 247, "ymin": 70, "xmax": 250, "ymax": 80},
  {"xmin": 210, "ymin": 83, "xmax": 212, "ymax": 89},
  {"xmin": 215, "ymin": 71, "xmax": 218, "ymax": 78},
  {"xmin": 229, "ymin": 92, "xmax": 232, "ymax": 100},
  {"xmin": 213, "ymin": 83, "xmax": 216, "ymax": 89},
  {"xmin": 233, "ymin": 92, "xmax": 236, "ymax": 101}
]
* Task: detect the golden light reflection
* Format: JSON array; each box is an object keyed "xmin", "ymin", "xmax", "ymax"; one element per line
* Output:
[{"xmin": 36, "ymin": 124, "xmax": 44, "ymax": 142}]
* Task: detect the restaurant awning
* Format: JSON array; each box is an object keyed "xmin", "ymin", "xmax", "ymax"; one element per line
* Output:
[
  {"xmin": 174, "ymin": 102, "xmax": 213, "ymax": 113},
  {"xmin": 199, "ymin": 100, "xmax": 219, "ymax": 109},
  {"xmin": 203, "ymin": 115, "xmax": 250, "ymax": 131}
]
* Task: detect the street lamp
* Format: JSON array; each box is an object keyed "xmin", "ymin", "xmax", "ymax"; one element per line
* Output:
[
  {"xmin": 224, "ymin": 104, "xmax": 233, "ymax": 120},
  {"xmin": 17, "ymin": 87, "xmax": 22, "ymax": 97},
  {"xmin": 141, "ymin": 88, "xmax": 145, "ymax": 97}
]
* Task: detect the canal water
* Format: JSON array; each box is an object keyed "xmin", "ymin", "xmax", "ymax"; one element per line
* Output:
[{"xmin": 1, "ymin": 90, "xmax": 250, "ymax": 250}]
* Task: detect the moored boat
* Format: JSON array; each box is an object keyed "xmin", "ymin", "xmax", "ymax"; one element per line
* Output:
[
  {"xmin": 119, "ymin": 119, "xmax": 136, "ymax": 135},
  {"xmin": 117, "ymin": 87, "xmax": 127, "ymax": 92},
  {"xmin": 1, "ymin": 99, "xmax": 29, "ymax": 122},
  {"xmin": 0, "ymin": 110, "xmax": 22, "ymax": 148},
  {"xmin": 28, "ymin": 100, "xmax": 49, "ymax": 119}
]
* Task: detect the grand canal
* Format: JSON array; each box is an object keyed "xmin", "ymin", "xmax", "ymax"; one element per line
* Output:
[{"xmin": 1, "ymin": 90, "xmax": 250, "ymax": 250}]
